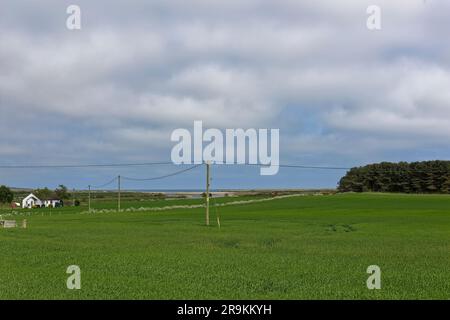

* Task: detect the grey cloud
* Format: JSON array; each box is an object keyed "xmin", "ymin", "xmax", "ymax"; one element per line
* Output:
[{"xmin": 1, "ymin": 0, "xmax": 450, "ymax": 173}]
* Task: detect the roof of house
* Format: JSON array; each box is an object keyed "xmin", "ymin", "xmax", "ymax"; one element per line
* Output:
[
  {"xmin": 23, "ymin": 193, "xmax": 40, "ymax": 201},
  {"xmin": 27, "ymin": 193, "xmax": 62, "ymax": 201}
]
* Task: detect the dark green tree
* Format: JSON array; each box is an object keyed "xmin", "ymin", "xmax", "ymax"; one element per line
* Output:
[
  {"xmin": 0, "ymin": 185, "xmax": 14, "ymax": 204},
  {"xmin": 442, "ymin": 176, "xmax": 450, "ymax": 194},
  {"xmin": 34, "ymin": 187, "xmax": 53, "ymax": 200},
  {"xmin": 55, "ymin": 185, "xmax": 71, "ymax": 200}
]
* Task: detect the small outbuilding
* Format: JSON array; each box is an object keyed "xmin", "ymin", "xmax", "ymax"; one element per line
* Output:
[
  {"xmin": 22, "ymin": 193, "xmax": 63, "ymax": 209},
  {"xmin": 43, "ymin": 199, "xmax": 63, "ymax": 208},
  {"xmin": 11, "ymin": 202, "xmax": 21, "ymax": 209}
]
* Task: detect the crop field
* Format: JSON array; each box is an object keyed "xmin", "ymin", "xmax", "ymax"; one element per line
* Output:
[{"xmin": 1, "ymin": 193, "xmax": 449, "ymax": 299}]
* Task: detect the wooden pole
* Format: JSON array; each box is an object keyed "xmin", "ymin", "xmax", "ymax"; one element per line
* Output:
[
  {"xmin": 118, "ymin": 175, "xmax": 121, "ymax": 212},
  {"xmin": 88, "ymin": 185, "xmax": 91, "ymax": 213},
  {"xmin": 206, "ymin": 162, "xmax": 210, "ymax": 226}
]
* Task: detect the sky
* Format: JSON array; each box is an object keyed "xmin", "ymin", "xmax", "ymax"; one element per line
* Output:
[{"xmin": 1, "ymin": 0, "xmax": 450, "ymax": 190}]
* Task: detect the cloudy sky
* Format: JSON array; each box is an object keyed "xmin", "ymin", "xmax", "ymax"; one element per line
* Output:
[{"xmin": 1, "ymin": 0, "xmax": 450, "ymax": 190}]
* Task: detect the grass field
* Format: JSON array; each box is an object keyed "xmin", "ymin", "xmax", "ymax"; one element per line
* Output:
[{"xmin": 1, "ymin": 193, "xmax": 449, "ymax": 299}]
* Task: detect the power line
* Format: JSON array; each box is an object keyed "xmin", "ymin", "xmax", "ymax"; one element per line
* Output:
[
  {"xmin": 0, "ymin": 160, "xmax": 350, "ymax": 170},
  {"xmin": 0, "ymin": 161, "xmax": 173, "ymax": 169},
  {"xmin": 1, "ymin": 160, "xmax": 449, "ymax": 173},
  {"xmin": 238, "ymin": 163, "xmax": 351, "ymax": 170},
  {"xmin": 279, "ymin": 164, "xmax": 351, "ymax": 170},
  {"xmin": 233, "ymin": 163, "xmax": 450, "ymax": 172},
  {"xmin": 121, "ymin": 164, "xmax": 202, "ymax": 181},
  {"xmin": 90, "ymin": 177, "xmax": 118, "ymax": 189},
  {"xmin": 86, "ymin": 164, "xmax": 201, "ymax": 191}
]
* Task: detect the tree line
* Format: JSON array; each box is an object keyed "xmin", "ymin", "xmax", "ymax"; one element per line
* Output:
[
  {"xmin": 338, "ymin": 161, "xmax": 450, "ymax": 193},
  {"xmin": 34, "ymin": 185, "xmax": 71, "ymax": 201},
  {"xmin": 0, "ymin": 185, "xmax": 72, "ymax": 204}
]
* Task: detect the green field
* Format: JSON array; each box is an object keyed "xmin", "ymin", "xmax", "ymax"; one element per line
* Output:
[{"xmin": 1, "ymin": 193, "xmax": 449, "ymax": 299}]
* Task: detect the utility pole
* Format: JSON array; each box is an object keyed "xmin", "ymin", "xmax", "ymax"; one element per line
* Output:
[
  {"xmin": 118, "ymin": 175, "xmax": 121, "ymax": 212},
  {"xmin": 205, "ymin": 161, "xmax": 211, "ymax": 226},
  {"xmin": 88, "ymin": 185, "xmax": 91, "ymax": 213}
]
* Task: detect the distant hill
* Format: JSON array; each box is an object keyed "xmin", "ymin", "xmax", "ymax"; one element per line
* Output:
[{"xmin": 10, "ymin": 187, "xmax": 33, "ymax": 193}]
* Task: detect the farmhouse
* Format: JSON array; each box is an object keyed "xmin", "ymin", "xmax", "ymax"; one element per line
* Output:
[
  {"xmin": 22, "ymin": 193, "xmax": 63, "ymax": 209},
  {"xmin": 22, "ymin": 193, "xmax": 42, "ymax": 208}
]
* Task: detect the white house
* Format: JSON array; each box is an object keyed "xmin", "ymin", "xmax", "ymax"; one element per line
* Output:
[
  {"xmin": 22, "ymin": 193, "xmax": 43, "ymax": 208},
  {"xmin": 22, "ymin": 194, "xmax": 63, "ymax": 209}
]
